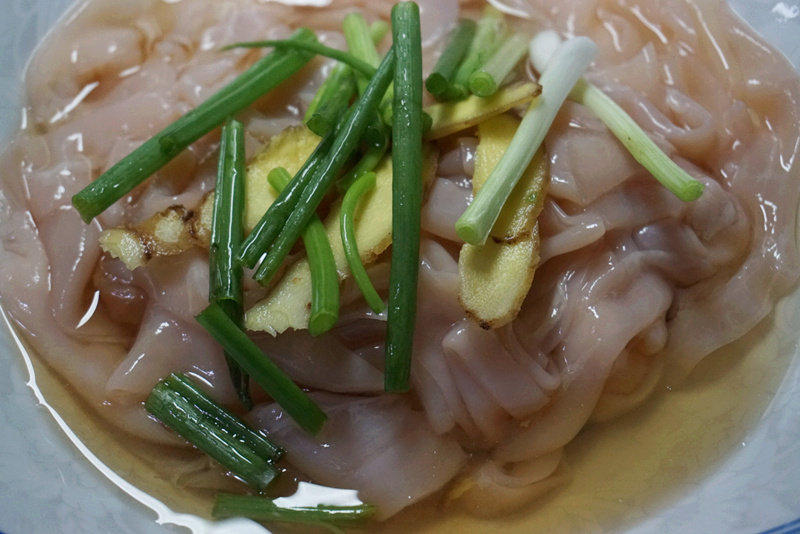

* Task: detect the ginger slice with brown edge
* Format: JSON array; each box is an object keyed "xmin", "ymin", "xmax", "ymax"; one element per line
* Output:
[
  {"xmin": 458, "ymin": 113, "xmax": 549, "ymax": 329},
  {"xmin": 99, "ymin": 125, "xmax": 320, "ymax": 270}
]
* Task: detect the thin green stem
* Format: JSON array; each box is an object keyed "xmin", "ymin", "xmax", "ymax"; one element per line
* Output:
[
  {"xmin": 223, "ymin": 39, "xmax": 376, "ymax": 78},
  {"xmin": 268, "ymin": 167, "xmax": 340, "ymax": 336},
  {"xmin": 196, "ymin": 303, "xmax": 327, "ymax": 435},
  {"xmin": 340, "ymin": 172, "xmax": 384, "ymax": 314}
]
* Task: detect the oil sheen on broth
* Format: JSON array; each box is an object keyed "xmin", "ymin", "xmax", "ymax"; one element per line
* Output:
[{"xmin": 0, "ymin": 0, "xmax": 799, "ymax": 532}]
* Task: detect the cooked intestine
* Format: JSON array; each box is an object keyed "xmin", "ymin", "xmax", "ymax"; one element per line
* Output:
[{"xmin": 1, "ymin": 0, "xmax": 798, "ymax": 523}]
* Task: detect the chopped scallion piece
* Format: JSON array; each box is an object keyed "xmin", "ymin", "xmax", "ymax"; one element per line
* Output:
[
  {"xmin": 342, "ymin": 12, "xmax": 390, "ymax": 151},
  {"xmin": 222, "ymin": 38, "xmax": 376, "ymax": 78},
  {"xmin": 210, "ymin": 119, "xmax": 251, "ymax": 409},
  {"xmin": 159, "ymin": 373, "xmax": 283, "ymax": 461},
  {"xmin": 385, "ymin": 2, "xmax": 423, "ymax": 393},
  {"xmin": 447, "ymin": 6, "xmax": 506, "ymax": 101},
  {"xmin": 252, "ymin": 47, "xmax": 397, "ymax": 286},
  {"xmin": 213, "ymin": 493, "xmax": 376, "ymax": 532},
  {"xmin": 529, "ymin": 30, "xmax": 705, "ymax": 202},
  {"xmin": 340, "ymin": 171, "xmax": 384, "ymax": 314},
  {"xmin": 425, "ymin": 19, "xmax": 476, "ymax": 101},
  {"xmin": 304, "ymin": 20, "xmax": 389, "ymax": 140},
  {"xmin": 145, "ymin": 373, "xmax": 279, "ymax": 490},
  {"xmin": 268, "ymin": 167, "xmax": 340, "ymax": 336},
  {"xmin": 72, "ymin": 28, "xmax": 316, "ymax": 223},
  {"xmin": 238, "ymin": 131, "xmax": 335, "ymax": 269},
  {"xmin": 467, "ymin": 32, "xmax": 529, "ymax": 97},
  {"xmin": 305, "ymin": 68, "xmax": 358, "ymax": 137},
  {"xmin": 455, "ymin": 36, "xmax": 597, "ymax": 245},
  {"xmin": 196, "ymin": 303, "xmax": 327, "ymax": 435}
]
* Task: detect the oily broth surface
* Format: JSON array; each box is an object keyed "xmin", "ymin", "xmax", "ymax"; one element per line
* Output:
[
  {"xmin": 15, "ymin": 285, "xmax": 793, "ymax": 533},
  {"xmin": 1, "ymin": 0, "xmax": 800, "ymax": 532}
]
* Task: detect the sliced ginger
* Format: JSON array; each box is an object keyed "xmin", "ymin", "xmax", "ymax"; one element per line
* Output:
[
  {"xmin": 99, "ymin": 126, "xmax": 320, "ymax": 271},
  {"xmin": 458, "ymin": 113, "xmax": 549, "ymax": 329},
  {"xmin": 245, "ymin": 147, "xmax": 438, "ymax": 335}
]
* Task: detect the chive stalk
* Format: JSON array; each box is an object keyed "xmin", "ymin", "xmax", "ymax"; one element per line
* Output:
[
  {"xmin": 252, "ymin": 47, "xmax": 397, "ymax": 286},
  {"xmin": 385, "ymin": 2, "xmax": 423, "ymax": 393},
  {"xmin": 343, "ymin": 13, "xmax": 382, "ymax": 93},
  {"xmin": 210, "ymin": 119, "xmax": 251, "ymax": 408},
  {"xmin": 305, "ymin": 21, "xmax": 390, "ymax": 139},
  {"xmin": 238, "ymin": 131, "xmax": 336, "ymax": 269},
  {"xmin": 529, "ymin": 30, "xmax": 705, "ymax": 202},
  {"xmin": 223, "ymin": 39, "xmax": 377, "ymax": 78},
  {"xmin": 447, "ymin": 6, "xmax": 506, "ymax": 101},
  {"xmin": 343, "ymin": 12, "xmax": 390, "ymax": 150},
  {"xmin": 455, "ymin": 36, "xmax": 597, "ymax": 245},
  {"xmin": 425, "ymin": 19, "xmax": 476, "ymax": 101},
  {"xmin": 340, "ymin": 172, "xmax": 384, "ymax": 313},
  {"xmin": 213, "ymin": 493, "xmax": 376, "ymax": 531},
  {"xmin": 72, "ymin": 28, "xmax": 316, "ymax": 223},
  {"xmin": 268, "ymin": 167, "xmax": 340, "ymax": 336},
  {"xmin": 196, "ymin": 303, "xmax": 327, "ymax": 434},
  {"xmin": 157, "ymin": 373, "xmax": 283, "ymax": 461},
  {"xmin": 305, "ymin": 68, "xmax": 357, "ymax": 137},
  {"xmin": 336, "ymin": 140, "xmax": 387, "ymax": 193},
  {"xmin": 468, "ymin": 32, "xmax": 529, "ymax": 97},
  {"xmin": 145, "ymin": 374, "xmax": 279, "ymax": 490}
]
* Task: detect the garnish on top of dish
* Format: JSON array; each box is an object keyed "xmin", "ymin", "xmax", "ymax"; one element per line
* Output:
[{"xmin": 1, "ymin": 0, "xmax": 799, "ymax": 532}]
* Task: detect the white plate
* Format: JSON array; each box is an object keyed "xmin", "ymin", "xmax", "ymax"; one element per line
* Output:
[{"xmin": 1, "ymin": 1, "xmax": 799, "ymax": 533}]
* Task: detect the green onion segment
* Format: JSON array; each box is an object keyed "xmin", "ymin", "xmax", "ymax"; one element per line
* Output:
[
  {"xmin": 425, "ymin": 19, "xmax": 476, "ymax": 100},
  {"xmin": 210, "ymin": 119, "xmax": 251, "ymax": 408},
  {"xmin": 252, "ymin": 47, "xmax": 397, "ymax": 286},
  {"xmin": 455, "ymin": 35, "xmax": 597, "ymax": 245},
  {"xmin": 268, "ymin": 167, "xmax": 340, "ymax": 336},
  {"xmin": 72, "ymin": 28, "xmax": 316, "ymax": 223},
  {"xmin": 238, "ymin": 131, "xmax": 336, "ymax": 269},
  {"xmin": 385, "ymin": 2, "xmax": 423, "ymax": 393},
  {"xmin": 340, "ymin": 171, "xmax": 384, "ymax": 314},
  {"xmin": 468, "ymin": 32, "xmax": 529, "ymax": 97},
  {"xmin": 145, "ymin": 373, "xmax": 280, "ymax": 491},
  {"xmin": 196, "ymin": 303, "xmax": 327, "ymax": 434},
  {"xmin": 213, "ymin": 493, "xmax": 376, "ymax": 530},
  {"xmin": 528, "ymin": 30, "xmax": 705, "ymax": 202},
  {"xmin": 447, "ymin": 6, "xmax": 505, "ymax": 100},
  {"xmin": 223, "ymin": 38, "xmax": 377, "ymax": 78}
]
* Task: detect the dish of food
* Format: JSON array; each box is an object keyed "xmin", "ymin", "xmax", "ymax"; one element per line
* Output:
[{"xmin": 1, "ymin": 0, "xmax": 799, "ymax": 533}]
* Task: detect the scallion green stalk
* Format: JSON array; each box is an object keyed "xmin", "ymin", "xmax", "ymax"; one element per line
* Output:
[
  {"xmin": 268, "ymin": 167, "xmax": 340, "ymax": 336},
  {"xmin": 222, "ymin": 38, "xmax": 377, "ymax": 78},
  {"xmin": 252, "ymin": 47, "xmax": 397, "ymax": 286},
  {"xmin": 238, "ymin": 131, "xmax": 336, "ymax": 269},
  {"xmin": 210, "ymin": 119, "xmax": 251, "ymax": 409},
  {"xmin": 340, "ymin": 171, "xmax": 384, "ymax": 314},
  {"xmin": 304, "ymin": 68, "xmax": 358, "ymax": 137},
  {"xmin": 145, "ymin": 374, "xmax": 279, "ymax": 491},
  {"xmin": 425, "ymin": 19, "xmax": 476, "ymax": 101},
  {"xmin": 529, "ymin": 30, "xmax": 705, "ymax": 202},
  {"xmin": 385, "ymin": 2, "xmax": 423, "ymax": 393},
  {"xmin": 72, "ymin": 28, "xmax": 316, "ymax": 223},
  {"xmin": 455, "ymin": 36, "xmax": 597, "ymax": 245},
  {"xmin": 196, "ymin": 303, "xmax": 327, "ymax": 435},
  {"xmin": 447, "ymin": 6, "xmax": 506, "ymax": 101},
  {"xmin": 213, "ymin": 493, "xmax": 376, "ymax": 531},
  {"xmin": 468, "ymin": 32, "xmax": 529, "ymax": 97},
  {"xmin": 159, "ymin": 373, "xmax": 283, "ymax": 461}
]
